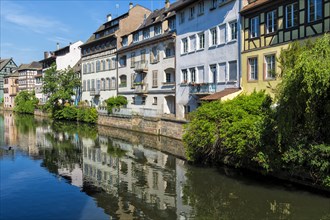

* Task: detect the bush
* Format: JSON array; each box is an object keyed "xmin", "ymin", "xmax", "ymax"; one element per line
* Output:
[
  {"xmin": 77, "ymin": 107, "xmax": 98, "ymax": 123},
  {"xmin": 183, "ymin": 91, "xmax": 274, "ymax": 169},
  {"xmin": 105, "ymin": 96, "xmax": 128, "ymax": 113},
  {"xmin": 52, "ymin": 106, "xmax": 98, "ymax": 124},
  {"xmin": 14, "ymin": 91, "xmax": 39, "ymax": 114}
]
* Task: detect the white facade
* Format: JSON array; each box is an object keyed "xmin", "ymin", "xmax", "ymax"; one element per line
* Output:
[
  {"xmin": 56, "ymin": 41, "xmax": 83, "ymax": 71},
  {"xmin": 81, "ymin": 49, "xmax": 117, "ymax": 106},
  {"xmin": 175, "ymin": 0, "xmax": 241, "ymax": 119}
]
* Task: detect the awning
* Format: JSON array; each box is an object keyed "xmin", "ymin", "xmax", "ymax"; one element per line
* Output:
[{"xmin": 200, "ymin": 88, "xmax": 241, "ymax": 101}]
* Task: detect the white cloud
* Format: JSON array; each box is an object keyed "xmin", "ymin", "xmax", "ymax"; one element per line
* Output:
[{"xmin": 1, "ymin": 1, "xmax": 69, "ymax": 34}]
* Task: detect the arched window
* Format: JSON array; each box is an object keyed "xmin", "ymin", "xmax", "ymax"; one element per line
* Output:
[
  {"xmin": 83, "ymin": 64, "xmax": 87, "ymax": 74},
  {"xmin": 119, "ymin": 75, "xmax": 127, "ymax": 87},
  {"xmin": 106, "ymin": 78, "xmax": 111, "ymax": 90},
  {"xmin": 101, "ymin": 60, "xmax": 106, "ymax": 71},
  {"xmin": 96, "ymin": 61, "xmax": 100, "ymax": 72},
  {"xmin": 87, "ymin": 63, "xmax": 91, "ymax": 73}
]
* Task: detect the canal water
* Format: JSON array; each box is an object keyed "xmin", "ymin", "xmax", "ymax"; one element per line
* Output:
[{"xmin": 0, "ymin": 113, "xmax": 329, "ymax": 220}]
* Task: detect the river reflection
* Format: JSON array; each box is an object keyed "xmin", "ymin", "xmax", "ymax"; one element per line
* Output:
[{"xmin": 1, "ymin": 112, "xmax": 329, "ymax": 220}]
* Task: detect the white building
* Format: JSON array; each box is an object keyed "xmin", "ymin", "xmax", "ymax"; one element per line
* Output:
[
  {"xmin": 80, "ymin": 4, "xmax": 151, "ymax": 107},
  {"xmin": 117, "ymin": 1, "xmax": 177, "ymax": 117},
  {"xmin": 174, "ymin": 0, "xmax": 242, "ymax": 119},
  {"xmin": 17, "ymin": 62, "xmax": 42, "ymax": 93},
  {"xmin": 54, "ymin": 41, "xmax": 83, "ymax": 71}
]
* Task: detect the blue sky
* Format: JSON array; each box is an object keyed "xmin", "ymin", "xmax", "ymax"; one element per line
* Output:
[{"xmin": 0, "ymin": 0, "xmax": 174, "ymax": 65}]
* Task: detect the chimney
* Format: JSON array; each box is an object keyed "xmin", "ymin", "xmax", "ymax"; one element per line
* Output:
[
  {"xmin": 129, "ymin": 2, "xmax": 133, "ymax": 10},
  {"xmin": 56, "ymin": 42, "xmax": 60, "ymax": 50},
  {"xmin": 165, "ymin": 0, "xmax": 170, "ymax": 9},
  {"xmin": 44, "ymin": 51, "xmax": 49, "ymax": 59},
  {"xmin": 107, "ymin": 14, "xmax": 112, "ymax": 22}
]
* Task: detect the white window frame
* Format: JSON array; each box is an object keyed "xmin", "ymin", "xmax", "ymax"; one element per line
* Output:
[
  {"xmin": 198, "ymin": 1, "xmax": 204, "ymax": 15},
  {"xmin": 182, "ymin": 38, "xmax": 188, "ymax": 54},
  {"xmin": 250, "ymin": 16, "xmax": 259, "ymax": 38},
  {"xmin": 265, "ymin": 54, "xmax": 276, "ymax": 79},
  {"xmin": 198, "ymin": 32, "xmax": 205, "ymax": 49},
  {"xmin": 190, "ymin": 67, "xmax": 196, "ymax": 83},
  {"xmin": 266, "ymin": 10, "xmax": 277, "ymax": 34},
  {"xmin": 229, "ymin": 21, "xmax": 237, "ymax": 41},
  {"xmin": 210, "ymin": 28, "xmax": 218, "ymax": 46},
  {"xmin": 248, "ymin": 57, "xmax": 258, "ymax": 80},
  {"xmin": 182, "ymin": 69, "xmax": 188, "ymax": 83}
]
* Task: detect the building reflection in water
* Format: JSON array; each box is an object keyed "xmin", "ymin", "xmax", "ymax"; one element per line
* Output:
[{"xmin": 1, "ymin": 112, "xmax": 191, "ymax": 219}]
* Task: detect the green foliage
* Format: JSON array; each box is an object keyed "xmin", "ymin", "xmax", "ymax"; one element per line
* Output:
[
  {"xmin": 276, "ymin": 34, "xmax": 330, "ymax": 146},
  {"xmin": 43, "ymin": 63, "xmax": 81, "ymax": 112},
  {"xmin": 105, "ymin": 96, "xmax": 128, "ymax": 113},
  {"xmin": 14, "ymin": 91, "xmax": 39, "ymax": 114},
  {"xmin": 52, "ymin": 106, "xmax": 98, "ymax": 124},
  {"xmin": 183, "ymin": 91, "xmax": 273, "ymax": 169}
]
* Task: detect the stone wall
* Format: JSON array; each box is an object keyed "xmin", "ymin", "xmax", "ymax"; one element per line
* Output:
[
  {"xmin": 98, "ymin": 114, "xmax": 187, "ymax": 140},
  {"xmin": 34, "ymin": 109, "xmax": 50, "ymax": 118}
]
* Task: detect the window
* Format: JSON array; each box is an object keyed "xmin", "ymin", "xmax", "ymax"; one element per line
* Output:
[
  {"xmin": 198, "ymin": 1, "xmax": 204, "ymax": 15},
  {"xmin": 111, "ymin": 58, "xmax": 116, "ymax": 69},
  {"xmin": 182, "ymin": 69, "xmax": 188, "ymax": 83},
  {"xmin": 96, "ymin": 79, "xmax": 100, "ymax": 91},
  {"xmin": 111, "ymin": 77, "xmax": 116, "ymax": 89},
  {"xmin": 83, "ymin": 80, "xmax": 86, "ymax": 91},
  {"xmin": 132, "ymin": 97, "xmax": 135, "ymax": 104},
  {"xmin": 210, "ymin": 64, "xmax": 217, "ymax": 83},
  {"xmin": 179, "ymin": 11, "xmax": 185, "ymax": 24},
  {"xmin": 198, "ymin": 32, "xmax": 205, "ymax": 49},
  {"xmin": 197, "ymin": 66, "xmax": 204, "ymax": 83},
  {"xmin": 152, "ymin": 70, "xmax": 158, "ymax": 87},
  {"xmin": 266, "ymin": 10, "xmax": 277, "ymax": 34},
  {"xmin": 101, "ymin": 78, "xmax": 105, "ymax": 90},
  {"xmin": 154, "ymin": 24, "xmax": 162, "ymax": 36},
  {"xmin": 131, "ymin": 52, "xmax": 135, "ymax": 68},
  {"xmin": 210, "ymin": 28, "xmax": 217, "ymax": 46},
  {"xmin": 248, "ymin": 57, "xmax": 258, "ymax": 80},
  {"xmin": 229, "ymin": 61, "xmax": 237, "ymax": 81},
  {"xmin": 151, "ymin": 47, "xmax": 159, "ymax": 63},
  {"xmin": 286, "ymin": 3, "xmax": 298, "ymax": 28},
  {"xmin": 250, "ymin": 16, "xmax": 259, "ymax": 38},
  {"xmin": 219, "ymin": 24, "xmax": 226, "ymax": 44},
  {"xmin": 122, "ymin": 37, "xmax": 128, "ymax": 46},
  {"xmin": 190, "ymin": 68, "xmax": 196, "ymax": 83},
  {"xmin": 143, "ymin": 28, "xmax": 150, "ymax": 39},
  {"xmin": 153, "ymin": 97, "xmax": 157, "ymax": 105},
  {"xmin": 182, "ymin": 38, "xmax": 188, "ymax": 53},
  {"xmin": 168, "ymin": 18, "xmax": 176, "ymax": 30},
  {"xmin": 91, "ymin": 63, "xmax": 95, "ymax": 72},
  {"xmin": 119, "ymin": 75, "xmax": 127, "ymax": 87},
  {"xmin": 189, "ymin": 6, "xmax": 195, "ymax": 19},
  {"xmin": 140, "ymin": 50, "xmax": 146, "ymax": 63},
  {"xmin": 119, "ymin": 56, "xmax": 127, "ymax": 67},
  {"xmin": 87, "ymin": 63, "xmax": 91, "ymax": 73},
  {"xmin": 229, "ymin": 21, "xmax": 237, "ymax": 40},
  {"xmin": 91, "ymin": 79, "xmax": 95, "ymax": 90},
  {"xmin": 265, "ymin": 54, "xmax": 276, "ymax": 79},
  {"xmin": 142, "ymin": 97, "xmax": 146, "ymax": 105},
  {"xmin": 133, "ymin": 33, "xmax": 139, "ymax": 43},
  {"xmin": 308, "ymin": 0, "xmax": 322, "ymax": 22},
  {"xmin": 107, "ymin": 59, "xmax": 111, "ymax": 70},
  {"xmin": 106, "ymin": 78, "xmax": 111, "ymax": 90},
  {"xmin": 218, "ymin": 62, "xmax": 226, "ymax": 82},
  {"xmin": 189, "ymin": 35, "xmax": 196, "ymax": 52},
  {"xmin": 166, "ymin": 73, "xmax": 171, "ymax": 83},
  {"xmin": 83, "ymin": 64, "xmax": 87, "ymax": 74},
  {"xmin": 211, "ymin": 0, "xmax": 217, "ymax": 9},
  {"xmin": 101, "ymin": 60, "xmax": 106, "ymax": 71}
]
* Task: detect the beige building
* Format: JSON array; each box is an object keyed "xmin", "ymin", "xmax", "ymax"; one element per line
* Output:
[
  {"xmin": 3, "ymin": 72, "xmax": 19, "ymax": 109},
  {"xmin": 116, "ymin": 1, "xmax": 177, "ymax": 117},
  {"xmin": 80, "ymin": 3, "xmax": 151, "ymax": 107}
]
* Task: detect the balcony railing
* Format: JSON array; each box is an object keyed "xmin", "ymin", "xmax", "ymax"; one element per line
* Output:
[
  {"xmin": 134, "ymin": 61, "xmax": 148, "ymax": 72},
  {"xmin": 189, "ymin": 83, "xmax": 216, "ymax": 95},
  {"xmin": 134, "ymin": 83, "xmax": 148, "ymax": 94},
  {"xmin": 90, "ymin": 89, "xmax": 100, "ymax": 96}
]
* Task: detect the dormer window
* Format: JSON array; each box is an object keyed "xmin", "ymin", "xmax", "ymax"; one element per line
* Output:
[
  {"xmin": 133, "ymin": 33, "xmax": 139, "ymax": 43},
  {"xmin": 154, "ymin": 24, "xmax": 162, "ymax": 36},
  {"xmin": 122, "ymin": 37, "xmax": 128, "ymax": 46},
  {"xmin": 143, "ymin": 28, "xmax": 150, "ymax": 40}
]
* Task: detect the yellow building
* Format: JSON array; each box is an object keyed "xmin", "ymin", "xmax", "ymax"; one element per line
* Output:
[{"xmin": 240, "ymin": 0, "xmax": 330, "ymax": 95}]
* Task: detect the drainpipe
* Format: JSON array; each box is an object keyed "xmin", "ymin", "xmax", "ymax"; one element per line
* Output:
[{"xmin": 238, "ymin": 0, "xmax": 242, "ymax": 89}]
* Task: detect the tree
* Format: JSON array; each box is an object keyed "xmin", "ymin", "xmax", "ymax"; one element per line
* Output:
[
  {"xmin": 43, "ymin": 63, "xmax": 81, "ymax": 112},
  {"xmin": 14, "ymin": 90, "xmax": 39, "ymax": 114},
  {"xmin": 105, "ymin": 96, "xmax": 128, "ymax": 114}
]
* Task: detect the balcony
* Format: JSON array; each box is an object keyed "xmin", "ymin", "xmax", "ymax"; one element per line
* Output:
[
  {"xmin": 134, "ymin": 83, "xmax": 148, "ymax": 94},
  {"xmin": 90, "ymin": 89, "xmax": 100, "ymax": 96},
  {"xmin": 189, "ymin": 83, "xmax": 216, "ymax": 95},
  {"xmin": 134, "ymin": 61, "xmax": 148, "ymax": 72}
]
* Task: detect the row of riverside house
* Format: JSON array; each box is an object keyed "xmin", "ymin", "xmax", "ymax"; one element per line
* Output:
[{"xmin": 2, "ymin": 0, "xmax": 329, "ymax": 120}]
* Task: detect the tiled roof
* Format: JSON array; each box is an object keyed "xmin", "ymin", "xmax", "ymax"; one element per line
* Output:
[
  {"xmin": 0, "ymin": 59, "xmax": 11, "ymax": 71},
  {"xmin": 240, "ymin": 0, "xmax": 271, "ymax": 14},
  {"xmin": 18, "ymin": 61, "xmax": 42, "ymax": 71},
  {"xmin": 200, "ymin": 88, "xmax": 242, "ymax": 101}
]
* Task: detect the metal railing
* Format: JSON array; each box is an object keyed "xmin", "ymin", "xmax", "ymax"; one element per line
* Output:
[
  {"xmin": 189, "ymin": 83, "xmax": 216, "ymax": 94},
  {"xmin": 134, "ymin": 83, "xmax": 148, "ymax": 93},
  {"xmin": 90, "ymin": 89, "xmax": 100, "ymax": 96},
  {"xmin": 134, "ymin": 61, "xmax": 148, "ymax": 72}
]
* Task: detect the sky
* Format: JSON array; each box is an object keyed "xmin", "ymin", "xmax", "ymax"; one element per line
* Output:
[{"xmin": 0, "ymin": 0, "xmax": 174, "ymax": 66}]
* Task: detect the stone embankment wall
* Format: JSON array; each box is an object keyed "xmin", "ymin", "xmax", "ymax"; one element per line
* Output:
[
  {"xmin": 98, "ymin": 114, "xmax": 186, "ymax": 140},
  {"xmin": 34, "ymin": 109, "xmax": 50, "ymax": 117}
]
